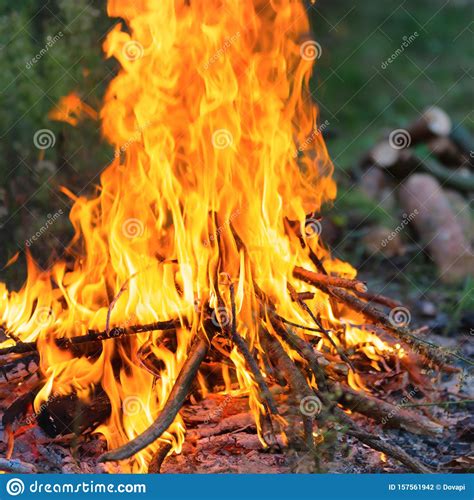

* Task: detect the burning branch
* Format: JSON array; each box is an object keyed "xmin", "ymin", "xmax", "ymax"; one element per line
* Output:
[
  {"xmin": 0, "ymin": 319, "xmax": 182, "ymax": 357},
  {"xmin": 99, "ymin": 332, "xmax": 211, "ymax": 462}
]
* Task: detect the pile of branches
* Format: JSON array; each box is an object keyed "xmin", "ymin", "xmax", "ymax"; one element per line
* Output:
[{"xmin": 2, "ymin": 218, "xmax": 470, "ymax": 474}]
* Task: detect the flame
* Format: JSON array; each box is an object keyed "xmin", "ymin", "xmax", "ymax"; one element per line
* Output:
[
  {"xmin": 48, "ymin": 92, "xmax": 98, "ymax": 126},
  {"xmin": 0, "ymin": 0, "xmax": 395, "ymax": 472}
]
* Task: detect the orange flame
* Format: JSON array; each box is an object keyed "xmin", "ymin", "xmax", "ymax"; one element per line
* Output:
[{"xmin": 0, "ymin": 0, "xmax": 394, "ymax": 471}]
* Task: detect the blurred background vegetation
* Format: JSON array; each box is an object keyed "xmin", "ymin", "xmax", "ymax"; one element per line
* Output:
[{"xmin": 0, "ymin": 0, "xmax": 472, "ymax": 323}]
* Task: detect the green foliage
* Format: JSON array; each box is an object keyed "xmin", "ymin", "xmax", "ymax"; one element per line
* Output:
[
  {"xmin": 309, "ymin": 0, "xmax": 473, "ymax": 172},
  {"xmin": 0, "ymin": 0, "xmax": 112, "ymax": 275}
]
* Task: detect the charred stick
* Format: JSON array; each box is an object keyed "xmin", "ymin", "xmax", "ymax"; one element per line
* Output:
[
  {"xmin": 354, "ymin": 289, "xmax": 402, "ymax": 310},
  {"xmin": 405, "ymin": 106, "xmax": 452, "ymax": 144},
  {"xmin": 0, "ymin": 319, "xmax": 182, "ymax": 357},
  {"xmin": 346, "ymin": 428, "xmax": 432, "ymax": 474},
  {"xmin": 427, "ymin": 136, "xmax": 469, "ymax": 166},
  {"xmin": 37, "ymin": 389, "xmax": 112, "ymax": 438},
  {"xmin": 269, "ymin": 317, "xmax": 328, "ymax": 392},
  {"xmin": 147, "ymin": 441, "xmax": 173, "ymax": 473},
  {"xmin": 333, "ymin": 408, "xmax": 431, "ymax": 473},
  {"xmin": 269, "ymin": 317, "xmax": 441, "ymax": 437},
  {"xmin": 105, "ymin": 278, "xmax": 133, "ymax": 335},
  {"xmin": 413, "ymin": 145, "xmax": 474, "ymax": 192},
  {"xmin": 293, "ymin": 272, "xmax": 453, "ymax": 370},
  {"xmin": 287, "ymin": 282, "xmax": 354, "ymax": 370},
  {"xmin": 2, "ymin": 383, "xmax": 42, "ymax": 428},
  {"xmin": 261, "ymin": 329, "xmax": 316, "ymax": 450},
  {"xmin": 100, "ymin": 334, "xmax": 209, "ymax": 462},
  {"xmin": 0, "ymin": 353, "xmax": 39, "ymax": 383},
  {"xmin": 329, "ymin": 287, "xmax": 459, "ymax": 370},
  {"xmin": 294, "ymin": 292, "xmax": 315, "ymax": 301},
  {"xmin": 272, "ymin": 313, "xmax": 324, "ymax": 335},
  {"xmin": 228, "ymin": 283, "xmax": 279, "ymax": 415}
]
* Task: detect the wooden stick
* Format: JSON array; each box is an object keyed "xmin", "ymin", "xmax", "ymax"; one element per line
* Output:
[
  {"xmin": 2, "ymin": 384, "xmax": 41, "ymax": 428},
  {"xmin": 333, "ymin": 408, "xmax": 432, "ymax": 473},
  {"xmin": 414, "ymin": 145, "xmax": 474, "ymax": 193},
  {"xmin": 228, "ymin": 284, "xmax": 279, "ymax": 415},
  {"xmin": 354, "ymin": 289, "xmax": 402, "ymax": 310},
  {"xmin": 269, "ymin": 317, "xmax": 328, "ymax": 392},
  {"xmin": 261, "ymin": 329, "xmax": 315, "ymax": 450},
  {"xmin": 400, "ymin": 399, "xmax": 474, "ymax": 408},
  {"xmin": 99, "ymin": 334, "xmax": 209, "ymax": 462},
  {"xmin": 271, "ymin": 317, "xmax": 442, "ymax": 436},
  {"xmin": 427, "ymin": 136, "xmax": 469, "ymax": 166},
  {"xmin": 335, "ymin": 383, "xmax": 443, "ymax": 436},
  {"xmin": 0, "ymin": 353, "xmax": 39, "ymax": 383},
  {"xmin": 147, "ymin": 441, "xmax": 173, "ymax": 473},
  {"xmin": 406, "ymin": 106, "xmax": 452, "ymax": 144},
  {"xmin": 0, "ymin": 319, "xmax": 182, "ymax": 356},
  {"xmin": 293, "ymin": 267, "xmax": 367, "ymax": 293},
  {"xmin": 287, "ymin": 282, "xmax": 355, "ymax": 370},
  {"xmin": 346, "ymin": 428, "xmax": 432, "ymax": 473},
  {"xmin": 293, "ymin": 272, "xmax": 454, "ymax": 370}
]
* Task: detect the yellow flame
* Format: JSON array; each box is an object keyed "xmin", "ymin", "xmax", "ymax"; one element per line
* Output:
[{"xmin": 0, "ymin": 0, "xmax": 394, "ymax": 471}]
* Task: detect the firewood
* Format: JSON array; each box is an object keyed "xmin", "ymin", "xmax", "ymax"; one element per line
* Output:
[
  {"xmin": 270, "ymin": 318, "xmax": 328, "ymax": 391},
  {"xmin": 269, "ymin": 318, "xmax": 442, "ymax": 436},
  {"xmin": 100, "ymin": 333, "xmax": 211, "ymax": 462},
  {"xmin": 222, "ymin": 283, "xmax": 279, "ymax": 415},
  {"xmin": 427, "ymin": 136, "xmax": 469, "ymax": 166},
  {"xmin": 413, "ymin": 146, "xmax": 474, "ymax": 193},
  {"xmin": 406, "ymin": 106, "xmax": 452, "ymax": 144},
  {"xmin": 0, "ymin": 353, "xmax": 39, "ymax": 384},
  {"xmin": 335, "ymin": 383, "xmax": 443, "ymax": 436},
  {"xmin": 293, "ymin": 266, "xmax": 367, "ymax": 293},
  {"xmin": 0, "ymin": 319, "xmax": 181, "ymax": 357},
  {"xmin": 293, "ymin": 271, "xmax": 455, "ymax": 370},
  {"xmin": 399, "ymin": 173, "xmax": 474, "ymax": 283},
  {"xmin": 2, "ymin": 384, "xmax": 41, "ymax": 428},
  {"xmin": 345, "ymin": 428, "xmax": 431, "ymax": 473},
  {"xmin": 295, "ymin": 291, "xmax": 315, "ymax": 301},
  {"xmin": 188, "ymin": 412, "xmax": 256, "ymax": 439},
  {"xmin": 286, "ymin": 281, "xmax": 354, "ymax": 369},
  {"xmin": 449, "ymin": 123, "xmax": 474, "ymax": 162},
  {"xmin": 147, "ymin": 441, "xmax": 172, "ymax": 473},
  {"xmin": 367, "ymin": 141, "xmax": 474, "ymax": 192},
  {"xmin": 332, "ymin": 408, "xmax": 432, "ymax": 473},
  {"xmin": 261, "ymin": 330, "xmax": 315, "ymax": 450},
  {"xmin": 354, "ymin": 289, "xmax": 402, "ymax": 310},
  {"xmin": 36, "ymin": 389, "xmax": 112, "ymax": 437},
  {"xmin": 369, "ymin": 140, "xmax": 415, "ymax": 177}
]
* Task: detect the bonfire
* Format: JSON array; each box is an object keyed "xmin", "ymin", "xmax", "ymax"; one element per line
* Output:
[{"xmin": 0, "ymin": 0, "xmax": 458, "ymax": 473}]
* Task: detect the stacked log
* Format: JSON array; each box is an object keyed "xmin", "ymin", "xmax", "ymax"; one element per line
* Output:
[{"xmin": 359, "ymin": 106, "xmax": 473, "ymax": 283}]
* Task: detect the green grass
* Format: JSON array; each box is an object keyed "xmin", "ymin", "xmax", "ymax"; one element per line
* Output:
[{"xmin": 309, "ymin": 0, "xmax": 473, "ymax": 172}]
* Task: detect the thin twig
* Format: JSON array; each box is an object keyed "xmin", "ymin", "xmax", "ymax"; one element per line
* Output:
[
  {"xmin": 400, "ymin": 399, "xmax": 474, "ymax": 408},
  {"xmin": 228, "ymin": 283, "xmax": 279, "ymax": 415},
  {"xmin": 287, "ymin": 282, "xmax": 354, "ymax": 370}
]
